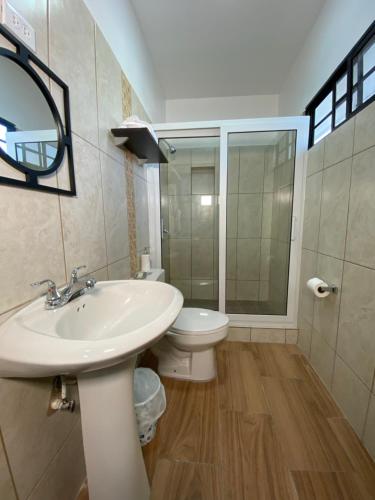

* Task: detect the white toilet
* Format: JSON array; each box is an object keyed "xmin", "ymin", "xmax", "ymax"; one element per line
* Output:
[{"xmin": 152, "ymin": 307, "xmax": 229, "ymax": 381}]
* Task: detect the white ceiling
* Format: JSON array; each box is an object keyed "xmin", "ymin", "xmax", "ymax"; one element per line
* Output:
[{"xmin": 130, "ymin": 0, "xmax": 325, "ymax": 100}]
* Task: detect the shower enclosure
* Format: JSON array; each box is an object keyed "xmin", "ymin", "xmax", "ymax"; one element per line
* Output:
[{"xmin": 151, "ymin": 117, "xmax": 308, "ymax": 328}]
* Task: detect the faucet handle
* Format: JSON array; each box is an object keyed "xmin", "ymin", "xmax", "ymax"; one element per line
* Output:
[
  {"xmin": 70, "ymin": 265, "xmax": 87, "ymax": 280},
  {"xmin": 31, "ymin": 279, "xmax": 61, "ymax": 303}
]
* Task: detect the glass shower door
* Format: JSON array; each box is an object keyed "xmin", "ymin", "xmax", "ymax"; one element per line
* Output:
[{"xmin": 221, "ymin": 128, "xmax": 298, "ymax": 317}]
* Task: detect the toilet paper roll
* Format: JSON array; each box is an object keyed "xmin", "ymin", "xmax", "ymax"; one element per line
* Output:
[
  {"xmin": 306, "ymin": 277, "xmax": 330, "ymax": 298},
  {"xmin": 141, "ymin": 254, "xmax": 151, "ymax": 272}
]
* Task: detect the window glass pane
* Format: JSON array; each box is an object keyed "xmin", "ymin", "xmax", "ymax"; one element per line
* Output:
[
  {"xmin": 0, "ymin": 140, "xmax": 7, "ymax": 153},
  {"xmin": 314, "ymin": 115, "xmax": 332, "ymax": 144},
  {"xmin": 353, "ymin": 61, "xmax": 358, "ymax": 85},
  {"xmin": 363, "ymin": 71, "xmax": 375, "ymax": 103},
  {"xmin": 335, "ymin": 101, "xmax": 346, "ymax": 126},
  {"xmin": 314, "ymin": 92, "xmax": 333, "ymax": 124},
  {"xmin": 0, "ymin": 124, "xmax": 6, "ymax": 141},
  {"xmin": 336, "ymin": 74, "xmax": 347, "ymax": 101},
  {"xmin": 363, "ymin": 36, "xmax": 375, "ymax": 75},
  {"xmin": 352, "ymin": 89, "xmax": 358, "ymax": 111}
]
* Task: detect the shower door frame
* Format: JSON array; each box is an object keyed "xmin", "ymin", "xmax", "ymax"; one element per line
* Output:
[{"xmin": 152, "ymin": 116, "xmax": 309, "ymax": 329}]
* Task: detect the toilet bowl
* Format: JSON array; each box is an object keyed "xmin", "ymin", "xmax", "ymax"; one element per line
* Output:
[{"xmin": 152, "ymin": 307, "xmax": 229, "ymax": 381}]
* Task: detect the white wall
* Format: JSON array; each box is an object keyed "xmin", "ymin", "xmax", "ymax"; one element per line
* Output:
[
  {"xmin": 165, "ymin": 95, "xmax": 279, "ymax": 122},
  {"xmin": 83, "ymin": 0, "xmax": 165, "ymax": 122},
  {"xmin": 279, "ymin": 0, "xmax": 375, "ymax": 115}
]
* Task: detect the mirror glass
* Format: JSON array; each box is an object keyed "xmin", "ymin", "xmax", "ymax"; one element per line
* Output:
[{"xmin": 0, "ymin": 56, "xmax": 59, "ymax": 172}]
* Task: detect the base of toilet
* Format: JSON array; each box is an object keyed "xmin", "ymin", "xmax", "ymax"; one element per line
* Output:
[{"xmin": 152, "ymin": 339, "xmax": 217, "ymax": 381}]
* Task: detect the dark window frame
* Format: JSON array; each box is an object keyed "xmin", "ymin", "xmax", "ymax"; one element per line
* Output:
[{"xmin": 305, "ymin": 20, "xmax": 375, "ymax": 148}]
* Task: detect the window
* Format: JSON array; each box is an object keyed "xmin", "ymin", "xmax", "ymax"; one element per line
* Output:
[
  {"xmin": 0, "ymin": 117, "xmax": 16, "ymax": 154},
  {"xmin": 306, "ymin": 21, "xmax": 375, "ymax": 148}
]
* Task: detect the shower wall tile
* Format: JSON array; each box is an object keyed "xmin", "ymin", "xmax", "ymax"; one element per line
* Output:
[
  {"xmin": 312, "ymin": 253, "xmax": 343, "ymax": 349},
  {"xmin": 169, "ymin": 239, "xmax": 191, "ymax": 279},
  {"xmin": 332, "ymin": 356, "xmax": 370, "ymax": 436},
  {"xmin": 192, "ymin": 239, "xmax": 214, "ymax": 279},
  {"xmin": 236, "ymin": 239, "xmax": 260, "ymax": 281},
  {"xmin": 226, "ymin": 239, "xmax": 237, "ymax": 280},
  {"xmin": 226, "ymin": 280, "xmax": 236, "ymax": 300},
  {"xmin": 192, "ymin": 195, "xmax": 215, "ymax": 238},
  {"xmin": 192, "ymin": 168, "xmax": 215, "ymax": 195},
  {"xmin": 236, "ymin": 280, "xmax": 259, "ymax": 301},
  {"xmin": 238, "ymin": 148, "xmax": 264, "ymax": 193},
  {"xmin": 353, "ymin": 100, "xmax": 375, "ymax": 154},
  {"xmin": 260, "ymin": 239, "xmax": 271, "ymax": 281},
  {"xmin": 318, "ymin": 159, "xmax": 351, "ymax": 259},
  {"xmin": 302, "ymin": 172, "xmax": 322, "ymax": 251},
  {"xmin": 310, "ymin": 328, "xmax": 335, "ymax": 388},
  {"xmin": 259, "ymin": 280, "xmax": 269, "ymax": 301},
  {"xmin": 168, "ymin": 196, "xmax": 191, "ymax": 238},
  {"xmin": 191, "ymin": 280, "xmax": 214, "ymax": 299},
  {"xmin": 324, "ymin": 118, "xmax": 354, "ymax": 168},
  {"xmin": 237, "ymin": 194, "xmax": 262, "ymax": 238},
  {"xmin": 345, "ymin": 146, "xmax": 375, "ymax": 269},
  {"xmin": 363, "ymin": 395, "xmax": 375, "ymax": 460},
  {"xmin": 306, "ymin": 139, "xmax": 324, "ymax": 177},
  {"xmin": 261, "ymin": 194, "xmax": 273, "ymax": 238},
  {"xmin": 227, "ymin": 148, "xmax": 240, "ymax": 194},
  {"xmin": 168, "ymin": 149, "xmax": 191, "ymax": 166},
  {"xmin": 167, "ymin": 164, "xmax": 191, "ymax": 195},
  {"xmin": 170, "ymin": 280, "xmax": 192, "ymax": 299},
  {"xmin": 337, "ymin": 262, "xmax": 375, "ymax": 389},
  {"xmin": 49, "ymin": 0, "xmax": 98, "ymax": 146},
  {"xmin": 192, "ymin": 148, "xmax": 215, "ymax": 166},
  {"xmin": 226, "ymin": 194, "xmax": 238, "ymax": 238}
]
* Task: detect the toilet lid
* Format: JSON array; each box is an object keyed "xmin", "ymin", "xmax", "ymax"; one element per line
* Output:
[{"xmin": 170, "ymin": 308, "xmax": 229, "ymax": 335}]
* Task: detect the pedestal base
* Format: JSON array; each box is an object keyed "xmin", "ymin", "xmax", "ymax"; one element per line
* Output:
[{"xmin": 78, "ymin": 358, "xmax": 150, "ymax": 500}]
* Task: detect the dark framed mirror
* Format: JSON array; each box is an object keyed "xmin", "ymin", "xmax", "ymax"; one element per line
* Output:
[{"xmin": 0, "ymin": 24, "xmax": 76, "ymax": 196}]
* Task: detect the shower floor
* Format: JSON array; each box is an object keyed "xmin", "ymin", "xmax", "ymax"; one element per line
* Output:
[{"xmin": 183, "ymin": 298, "xmax": 285, "ymax": 315}]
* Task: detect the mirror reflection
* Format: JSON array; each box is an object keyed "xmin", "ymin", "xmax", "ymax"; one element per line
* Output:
[{"xmin": 0, "ymin": 56, "xmax": 59, "ymax": 172}]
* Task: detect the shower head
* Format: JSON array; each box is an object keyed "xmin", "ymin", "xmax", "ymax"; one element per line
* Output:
[{"xmin": 161, "ymin": 139, "xmax": 176, "ymax": 154}]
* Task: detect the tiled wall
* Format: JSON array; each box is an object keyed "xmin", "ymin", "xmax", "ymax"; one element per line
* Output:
[
  {"xmin": 298, "ymin": 100, "xmax": 375, "ymax": 459},
  {"xmin": 161, "ymin": 146, "xmax": 219, "ymax": 300},
  {"xmin": 0, "ymin": 1, "xmax": 151, "ymax": 498}
]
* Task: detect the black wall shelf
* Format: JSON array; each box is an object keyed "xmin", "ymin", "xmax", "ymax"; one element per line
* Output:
[{"xmin": 111, "ymin": 127, "xmax": 168, "ymax": 163}]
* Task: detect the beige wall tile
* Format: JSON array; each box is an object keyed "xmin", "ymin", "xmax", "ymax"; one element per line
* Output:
[
  {"xmin": 168, "ymin": 196, "xmax": 191, "ymax": 238},
  {"xmin": 59, "ymin": 135, "xmax": 107, "ymax": 275},
  {"xmin": 226, "ymin": 195, "xmax": 238, "ymax": 238},
  {"xmin": 259, "ymin": 281, "xmax": 269, "ymax": 301},
  {"xmin": 227, "ymin": 148, "xmax": 240, "ymax": 194},
  {"xmin": 192, "ymin": 167, "xmax": 215, "ymax": 195},
  {"xmin": 0, "ymin": 434, "xmax": 16, "ymax": 500},
  {"xmin": 0, "ymin": 184, "xmax": 66, "ymax": 315},
  {"xmin": 313, "ymin": 253, "xmax": 343, "ymax": 349},
  {"xmin": 306, "ymin": 139, "xmax": 324, "ymax": 177},
  {"xmin": 236, "ymin": 280, "xmax": 259, "ymax": 301},
  {"xmin": 226, "ymin": 239, "xmax": 237, "ymax": 280},
  {"xmin": 169, "ymin": 239, "xmax": 191, "ymax": 280},
  {"xmin": 191, "ymin": 280, "xmax": 214, "ymax": 299},
  {"xmin": 299, "ymin": 249, "xmax": 317, "ymax": 325},
  {"xmin": 297, "ymin": 316, "xmax": 312, "ymax": 358},
  {"xmin": 227, "ymin": 327, "xmax": 251, "ymax": 342},
  {"xmin": 346, "ymin": 146, "xmax": 375, "ymax": 268},
  {"xmin": 133, "ymin": 175, "xmax": 149, "ymax": 252},
  {"xmin": 28, "ymin": 421, "xmax": 85, "ymax": 500},
  {"xmin": 332, "ymin": 355, "xmax": 370, "ymax": 437},
  {"xmin": 238, "ymin": 148, "xmax": 264, "ymax": 193},
  {"xmin": 108, "ymin": 258, "xmax": 131, "ymax": 280},
  {"xmin": 170, "ymin": 280, "xmax": 191, "ymax": 299},
  {"xmin": 192, "ymin": 239, "xmax": 214, "ymax": 279},
  {"xmin": 337, "ymin": 262, "xmax": 375, "ymax": 389},
  {"xmin": 354, "ymin": 100, "xmax": 375, "ymax": 155},
  {"xmin": 167, "ymin": 164, "xmax": 191, "ymax": 196},
  {"xmin": 324, "ymin": 118, "xmax": 354, "ymax": 168},
  {"xmin": 236, "ymin": 239, "xmax": 260, "ymax": 281},
  {"xmin": 302, "ymin": 172, "xmax": 322, "ymax": 251},
  {"xmin": 100, "ymin": 153, "xmax": 129, "ymax": 264},
  {"xmin": 251, "ymin": 328, "xmax": 285, "ymax": 343},
  {"xmin": 49, "ymin": 0, "xmax": 98, "ymax": 146},
  {"xmin": 286, "ymin": 329, "xmax": 298, "ymax": 344},
  {"xmin": 192, "ymin": 195, "xmax": 215, "ymax": 238},
  {"xmin": 363, "ymin": 394, "xmax": 375, "ymax": 461},
  {"xmin": 310, "ymin": 328, "xmax": 335, "ymax": 388},
  {"xmin": 261, "ymin": 194, "xmax": 273, "ymax": 238},
  {"xmin": 237, "ymin": 194, "xmax": 262, "ymax": 238},
  {"xmin": 0, "ymin": 378, "xmax": 80, "ymax": 498},
  {"xmin": 318, "ymin": 159, "xmax": 351, "ymax": 259},
  {"xmin": 191, "ymin": 148, "xmax": 215, "ymax": 167},
  {"xmin": 226, "ymin": 280, "xmax": 236, "ymax": 300},
  {"xmin": 95, "ymin": 27, "xmax": 123, "ymax": 162}
]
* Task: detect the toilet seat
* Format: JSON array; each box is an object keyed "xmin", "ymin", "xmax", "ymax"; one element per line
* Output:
[{"xmin": 169, "ymin": 308, "xmax": 229, "ymax": 335}]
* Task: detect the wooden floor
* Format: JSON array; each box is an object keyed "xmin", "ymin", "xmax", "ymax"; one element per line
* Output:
[
  {"xmin": 78, "ymin": 342, "xmax": 375, "ymax": 500},
  {"xmin": 142, "ymin": 342, "xmax": 375, "ymax": 500}
]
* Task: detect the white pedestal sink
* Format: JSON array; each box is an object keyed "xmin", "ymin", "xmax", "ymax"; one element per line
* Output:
[{"xmin": 0, "ymin": 280, "xmax": 183, "ymax": 500}]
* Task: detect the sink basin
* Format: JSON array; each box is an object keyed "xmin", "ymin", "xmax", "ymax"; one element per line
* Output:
[
  {"xmin": 0, "ymin": 279, "xmax": 183, "ymax": 500},
  {"xmin": 0, "ymin": 280, "xmax": 183, "ymax": 378}
]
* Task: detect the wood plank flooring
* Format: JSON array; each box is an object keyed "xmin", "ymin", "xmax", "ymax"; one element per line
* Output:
[
  {"xmin": 143, "ymin": 341, "xmax": 375, "ymax": 500},
  {"xmin": 78, "ymin": 342, "xmax": 375, "ymax": 500}
]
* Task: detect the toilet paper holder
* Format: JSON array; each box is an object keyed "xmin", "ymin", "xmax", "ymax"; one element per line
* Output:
[{"xmin": 318, "ymin": 284, "xmax": 338, "ymax": 294}]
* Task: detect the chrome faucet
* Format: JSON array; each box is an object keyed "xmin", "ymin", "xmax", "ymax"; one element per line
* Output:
[{"xmin": 31, "ymin": 265, "xmax": 97, "ymax": 310}]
